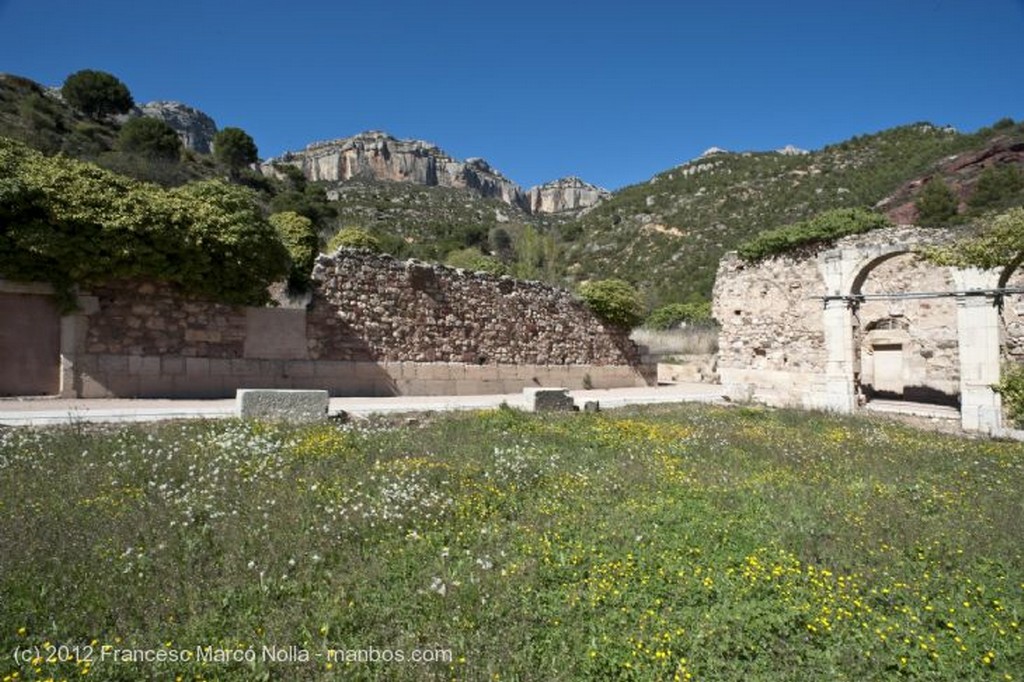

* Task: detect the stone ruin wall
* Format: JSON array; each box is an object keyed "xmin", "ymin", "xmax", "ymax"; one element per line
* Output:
[
  {"xmin": 60, "ymin": 250, "xmax": 649, "ymax": 398},
  {"xmin": 307, "ymin": 251, "xmax": 639, "ymax": 365},
  {"xmin": 713, "ymin": 226, "xmax": 1024, "ymax": 413},
  {"xmin": 84, "ymin": 281, "xmax": 247, "ymax": 359},
  {"xmin": 712, "ymin": 247, "xmax": 831, "ymax": 406},
  {"xmin": 714, "ymin": 249, "xmax": 828, "ymax": 376},
  {"xmin": 1000, "ymin": 266, "xmax": 1024, "ymax": 363}
]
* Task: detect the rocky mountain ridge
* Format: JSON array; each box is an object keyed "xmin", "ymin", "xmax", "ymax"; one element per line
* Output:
[{"xmin": 263, "ymin": 131, "xmax": 606, "ymax": 215}]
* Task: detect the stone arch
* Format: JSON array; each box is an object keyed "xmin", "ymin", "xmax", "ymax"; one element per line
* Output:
[{"xmin": 848, "ymin": 248, "xmax": 918, "ymax": 296}]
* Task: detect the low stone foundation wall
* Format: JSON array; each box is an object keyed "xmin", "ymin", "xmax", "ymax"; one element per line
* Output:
[
  {"xmin": 717, "ymin": 367, "xmax": 830, "ymax": 411},
  {"xmin": 72, "ymin": 356, "xmax": 647, "ymax": 399}
]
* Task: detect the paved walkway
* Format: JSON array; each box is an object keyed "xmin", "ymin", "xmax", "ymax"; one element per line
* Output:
[{"xmin": 0, "ymin": 383, "xmax": 726, "ymax": 427}]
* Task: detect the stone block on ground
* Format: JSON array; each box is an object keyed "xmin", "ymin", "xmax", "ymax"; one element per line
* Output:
[
  {"xmin": 523, "ymin": 387, "xmax": 576, "ymax": 412},
  {"xmin": 236, "ymin": 389, "xmax": 329, "ymax": 421}
]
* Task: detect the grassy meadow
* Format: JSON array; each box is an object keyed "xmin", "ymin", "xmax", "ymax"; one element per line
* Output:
[{"xmin": 1, "ymin": 404, "xmax": 1022, "ymax": 681}]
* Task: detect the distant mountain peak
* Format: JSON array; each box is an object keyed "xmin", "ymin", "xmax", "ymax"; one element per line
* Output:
[
  {"xmin": 699, "ymin": 146, "xmax": 730, "ymax": 158},
  {"xmin": 527, "ymin": 176, "xmax": 609, "ymax": 214},
  {"xmin": 776, "ymin": 144, "xmax": 808, "ymax": 156}
]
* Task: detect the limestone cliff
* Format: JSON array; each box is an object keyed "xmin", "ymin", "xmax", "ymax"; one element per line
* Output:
[
  {"xmin": 133, "ymin": 101, "xmax": 217, "ymax": 154},
  {"xmin": 526, "ymin": 176, "xmax": 609, "ymax": 214},
  {"xmin": 264, "ymin": 131, "xmax": 607, "ymax": 215},
  {"xmin": 264, "ymin": 131, "xmax": 529, "ymax": 210}
]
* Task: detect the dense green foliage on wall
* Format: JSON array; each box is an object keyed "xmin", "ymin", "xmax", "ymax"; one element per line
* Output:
[
  {"xmin": 0, "ymin": 137, "xmax": 289, "ymax": 307},
  {"xmin": 926, "ymin": 207, "xmax": 1024, "ymax": 270},
  {"xmin": 736, "ymin": 207, "xmax": 892, "ymax": 262},
  {"xmin": 995, "ymin": 361, "xmax": 1024, "ymax": 427},
  {"xmin": 578, "ymin": 278, "xmax": 644, "ymax": 329}
]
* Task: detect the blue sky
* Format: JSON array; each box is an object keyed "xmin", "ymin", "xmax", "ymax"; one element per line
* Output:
[{"xmin": 1, "ymin": 0, "xmax": 1022, "ymax": 190}]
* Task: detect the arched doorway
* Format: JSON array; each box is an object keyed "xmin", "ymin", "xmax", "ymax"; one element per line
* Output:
[{"xmin": 850, "ymin": 252, "xmax": 960, "ymax": 408}]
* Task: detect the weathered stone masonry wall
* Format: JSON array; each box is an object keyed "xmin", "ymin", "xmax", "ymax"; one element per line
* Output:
[
  {"xmin": 53, "ymin": 250, "xmax": 649, "ymax": 398},
  {"xmin": 307, "ymin": 251, "xmax": 639, "ymax": 365}
]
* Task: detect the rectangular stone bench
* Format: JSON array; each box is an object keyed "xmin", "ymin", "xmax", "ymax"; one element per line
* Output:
[
  {"xmin": 236, "ymin": 389, "xmax": 329, "ymax": 421},
  {"xmin": 523, "ymin": 387, "xmax": 577, "ymax": 412}
]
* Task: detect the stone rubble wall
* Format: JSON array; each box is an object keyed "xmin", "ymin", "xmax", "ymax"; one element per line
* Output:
[
  {"xmin": 307, "ymin": 251, "xmax": 641, "ymax": 366},
  {"xmin": 1001, "ymin": 266, "xmax": 1024, "ymax": 363},
  {"xmin": 84, "ymin": 281, "xmax": 247, "ymax": 359}
]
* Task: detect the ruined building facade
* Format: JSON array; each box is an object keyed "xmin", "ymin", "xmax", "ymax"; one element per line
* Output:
[{"xmin": 713, "ymin": 226, "xmax": 1014, "ymax": 434}]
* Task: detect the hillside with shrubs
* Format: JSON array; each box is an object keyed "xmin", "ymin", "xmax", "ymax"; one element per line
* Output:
[{"xmin": 3, "ymin": 70, "xmax": 1023, "ymax": 326}]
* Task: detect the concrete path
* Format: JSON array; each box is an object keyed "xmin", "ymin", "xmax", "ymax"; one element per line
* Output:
[{"xmin": 0, "ymin": 383, "xmax": 726, "ymax": 427}]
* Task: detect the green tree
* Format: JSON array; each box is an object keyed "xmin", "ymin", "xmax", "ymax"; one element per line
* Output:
[
  {"xmin": 61, "ymin": 70, "xmax": 134, "ymax": 119},
  {"xmin": 212, "ymin": 127, "xmax": 258, "ymax": 177},
  {"xmin": 488, "ymin": 226, "xmax": 515, "ymax": 263},
  {"xmin": 915, "ymin": 177, "xmax": 959, "ymax": 225},
  {"xmin": 117, "ymin": 116, "xmax": 182, "ymax": 161},
  {"xmin": 326, "ymin": 226, "xmax": 381, "ymax": 253},
  {"xmin": 270, "ymin": 211, "xmax": 319, "ymax": 291},
  {"xmin": 578, "ymin": 279, "xmax": 644, "ymax": 329},
  {"xmin": 512, "ymin": 224, "xmax": 561, "ymax": 282},
  {"xmin": 969, "ymin": 165, "xmax": 1024, "ymax": 211}
]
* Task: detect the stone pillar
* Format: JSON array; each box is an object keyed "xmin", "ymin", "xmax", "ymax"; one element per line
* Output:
[
  {"xmin": 821, "ymin": 298, "xmax": 856, "ymax": 413},
  {"xmin": 58, "ymin": 294, "xmax": 98, "ymax": 398},
  {"xmin": 58, "ymin": 314, "xmax": 78, "ymax": 398},
  {"xmin": 953, "ymin": 268, "xmax": 1002, "ymax": 434}
]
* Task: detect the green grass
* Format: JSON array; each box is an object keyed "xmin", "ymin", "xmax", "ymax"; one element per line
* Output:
[{"xmin": 1, "ymin": 405, "xmax": 1022, "ymax": 681}]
